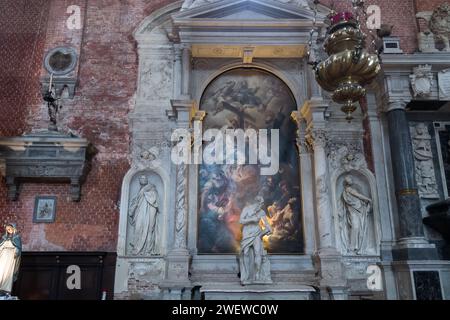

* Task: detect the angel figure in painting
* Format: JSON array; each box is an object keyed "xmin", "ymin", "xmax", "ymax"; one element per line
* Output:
[
  {"xmin": 0, "ymin": 223, "xmax": 22, "ymax": 297},
  {"xmin": 239, "ymin": 196, "xmax": 273, "ymax": 285}
]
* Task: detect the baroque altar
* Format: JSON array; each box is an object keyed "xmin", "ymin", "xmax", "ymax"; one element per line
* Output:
[{"xmin": 113, "ymin": 0, "xmax": 450, "ymax": 300}]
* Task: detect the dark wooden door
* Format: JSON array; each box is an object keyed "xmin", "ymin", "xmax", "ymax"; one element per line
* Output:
[{"xmin": 12, "ymin": 252, "xmax": 116, "ymax": 300}]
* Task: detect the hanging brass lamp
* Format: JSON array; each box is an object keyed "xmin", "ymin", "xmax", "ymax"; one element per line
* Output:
[{"xmin": 314, "ymin": 11, "xmax": 381, "ymax": 121}]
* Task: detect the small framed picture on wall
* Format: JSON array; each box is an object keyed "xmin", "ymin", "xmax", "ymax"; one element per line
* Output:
[{"xmin": 33, "ymin": 196, "xmax": 57, "ymax": 223}]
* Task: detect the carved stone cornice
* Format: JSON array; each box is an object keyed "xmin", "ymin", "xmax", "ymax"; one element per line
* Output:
[
  {"xmin": 300, "ymin": 98, "xmax": 330, "ymax": 126},
  {"xmin": 173, "ymin": 0, "xmax": 328, "ymax": 46},
  {"xmin": 168, "ymin": 99, "xmax": 196, "ymax": 127},
  {"xmin": 0, "ymin": 131, "xmax": 91, "ymax": 201}
]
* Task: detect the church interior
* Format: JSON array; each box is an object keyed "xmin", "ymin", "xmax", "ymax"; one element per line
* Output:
[{"xmin": 1, "ymin": 0, "xmax": 450, "ymax": 300}]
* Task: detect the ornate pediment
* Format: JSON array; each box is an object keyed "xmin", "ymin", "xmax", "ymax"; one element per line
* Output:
[
  {"xmin": 181, "ymin": 0, "xmax": 311, "ymax": 11},
  {"xmin": 177, "ymin": 0, "xmax": 315, "ymax": 19},
  {"xmin": 172, "ymin": 0, "xmax": 328, "ymax": 44},
  {"xmin": 178, "ymin": 0, "xmax": 313, "ymax": 19}
]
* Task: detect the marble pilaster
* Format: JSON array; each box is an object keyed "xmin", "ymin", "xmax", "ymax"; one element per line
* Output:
[
  {"xmin": 173, "ymin": 44, "xmax": 182, "ymax": 98},
  {"xmin": 160, "ymin": 100, "xmax": 195, "ymax": 298},
  {"xmin": 291, "ymin": 111, "xmax": 316, "ymax": 255},
  {"xmin": 301, "ymin": 99, "xmax": 347, "ymax": 299},
  {"xmin": 181, "ymin": 44, "xmax": 192, "ymax": 99}
]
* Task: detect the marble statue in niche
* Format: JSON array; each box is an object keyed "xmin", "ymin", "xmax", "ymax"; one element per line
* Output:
[
  {"xmin": 411, "ymin": 123, "xmax": 439, "ymax": 199},
  {"xmin": 239, "ymin": 196, "xmax": 272, "ymax": 285},
  {"xmin": 129, "ymin": 175, "xmax": 161, "ymax": 256},
  {"xmin": 340, "ymin": 176, "xmax": 373, "ymax": 255}
]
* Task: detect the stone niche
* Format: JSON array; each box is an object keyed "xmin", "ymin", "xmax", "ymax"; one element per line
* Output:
[
  {"xmin": 41, "ymin": 46, "xmax": 79, "ymax": 99},
  {"xmin": 115, "ymin": 168, "xmax": 170, "ymax": 299},
  {"xmin": 0, "ymin": 130, "xmax": 91, "ymax": 202},
  {"xmin": 329, "ymin": 143, "xmax": 381, "ymax": 257},
  {"xmin": 334, "ymin": 171, "xmax": 379, "ymax": 256},
  {"xmin": 125, "ymin": 171, "xmax": 165, "ymax": 256}
]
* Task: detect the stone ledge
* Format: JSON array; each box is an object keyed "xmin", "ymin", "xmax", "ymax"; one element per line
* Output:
[
  {"xmin": 0, "ymin": 130, "xmax": 91, "ymax": 201},
  {"xmin": 200, "ymin": 283, "xmax": 317, "ymax": 300}
]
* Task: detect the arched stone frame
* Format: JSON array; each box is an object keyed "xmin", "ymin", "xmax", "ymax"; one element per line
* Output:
[
  {"xmin": 187, "ymin": 61, "xmax": 317, "ymax": 265},
  {"xmin": 115, "ymin": 166, "xmax": 171, "ymax": 294},
  {"xmin": 330, "ymin": 168, "xmax": 382, "ymax": 257},
  {"xmin": 192, "ymin": 60, "xmax": 308, "ymax": 109},
  {"xmin": 117, "ymin": 166, "xmax": 171, "ymax": 255},
  {"xmin": 134, "ymin": 1, "xmax": 183, "ymax": 42}
]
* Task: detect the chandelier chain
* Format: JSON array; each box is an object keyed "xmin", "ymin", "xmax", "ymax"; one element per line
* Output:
[{"xmin": 307, "ymin": 0, "xmax": 320, "ymax": 65}]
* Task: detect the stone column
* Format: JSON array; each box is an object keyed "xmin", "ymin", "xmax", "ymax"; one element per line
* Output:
[
  {"xmin": 181, "ymin": 44, "xmax": 191, "ymax": 99},
  {"xmin": 301, "ymin": 99, "xmax": 347, "ymax": 300},
  {"xmin": 365, "ymin": 92, "xmax": 398, "ymax": 299},
  {"xmin": 174, "ymin": 163, "xmax": 188, "ymax": 250},
  {"xmin": 386, "ymin": 100, "xmax": 437, "ymax": 260},
  {"xmin": 173, "ymin": 44, "xmax": 182, "ymax": 98},
  {"xmin": 291, "ymin": 111, "xmax": 315, "ymax": 255},
  {"xmin": 161, "ymin": 100, "xmax": 194, "ymax": 299},
  {"xmin": 307, "ymin": 128, "xmax": 334, "ymax": 252}
]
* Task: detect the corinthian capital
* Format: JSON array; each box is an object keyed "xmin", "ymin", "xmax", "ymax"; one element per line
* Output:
[
  {"xmin": 296, "ymin": 135, "xmax": 311, "ymax": 155},
  {"xmin": 306, "ymin": 129, "xmax": 328, "ymax": 150}
]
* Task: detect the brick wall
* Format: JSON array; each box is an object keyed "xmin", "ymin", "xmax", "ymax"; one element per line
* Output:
[
  {"xmin": 0, "ymin": 0, "xmax": 176, "ymax": 252},
  {"xmin": 0, "ymin": 0, "xmax": 448, "ymax": 252},
  {"xmin": 0, "ymin": 0, "xmax": 49, "ymax": 136},
  {"xmin": 319, "ymin": 0, "xmax": 419, "ymax": 53}
]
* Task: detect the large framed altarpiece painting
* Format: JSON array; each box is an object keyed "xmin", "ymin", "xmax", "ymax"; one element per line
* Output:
[{"xmin": 197, "ymin": 68, "xmax": 304, "ymax": 254}]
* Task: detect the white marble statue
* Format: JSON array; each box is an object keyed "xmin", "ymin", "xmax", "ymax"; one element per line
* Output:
[
  {"xmin": 417, "ymin": 32, "xmax": 437, "ymax": 53},
  {"xmin": 239, "ymin": 196, "xmax": 272, "ymax": 285},
  {"xmin": 416, "ymin": 3, "xmax": 450, "ymax": 52},
  {"xmin": 129, "ymin": 175, "xmax": 160, "ymax": 255},
  {"xmin": 0, "ymin": 223, "xmax": 22, "ymax": 297},
  {"xmin": 341, "ymin": 177, "xmax": 372, "ymax": 255},
  {"xmin": 411, "ymin": 123, "xmax": 439, "ymax": 199}
]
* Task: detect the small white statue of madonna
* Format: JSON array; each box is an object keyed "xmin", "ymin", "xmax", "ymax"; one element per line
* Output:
[{"xmin": 0, "ymin": 223, "xmax": 22, "ymax": 298}]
